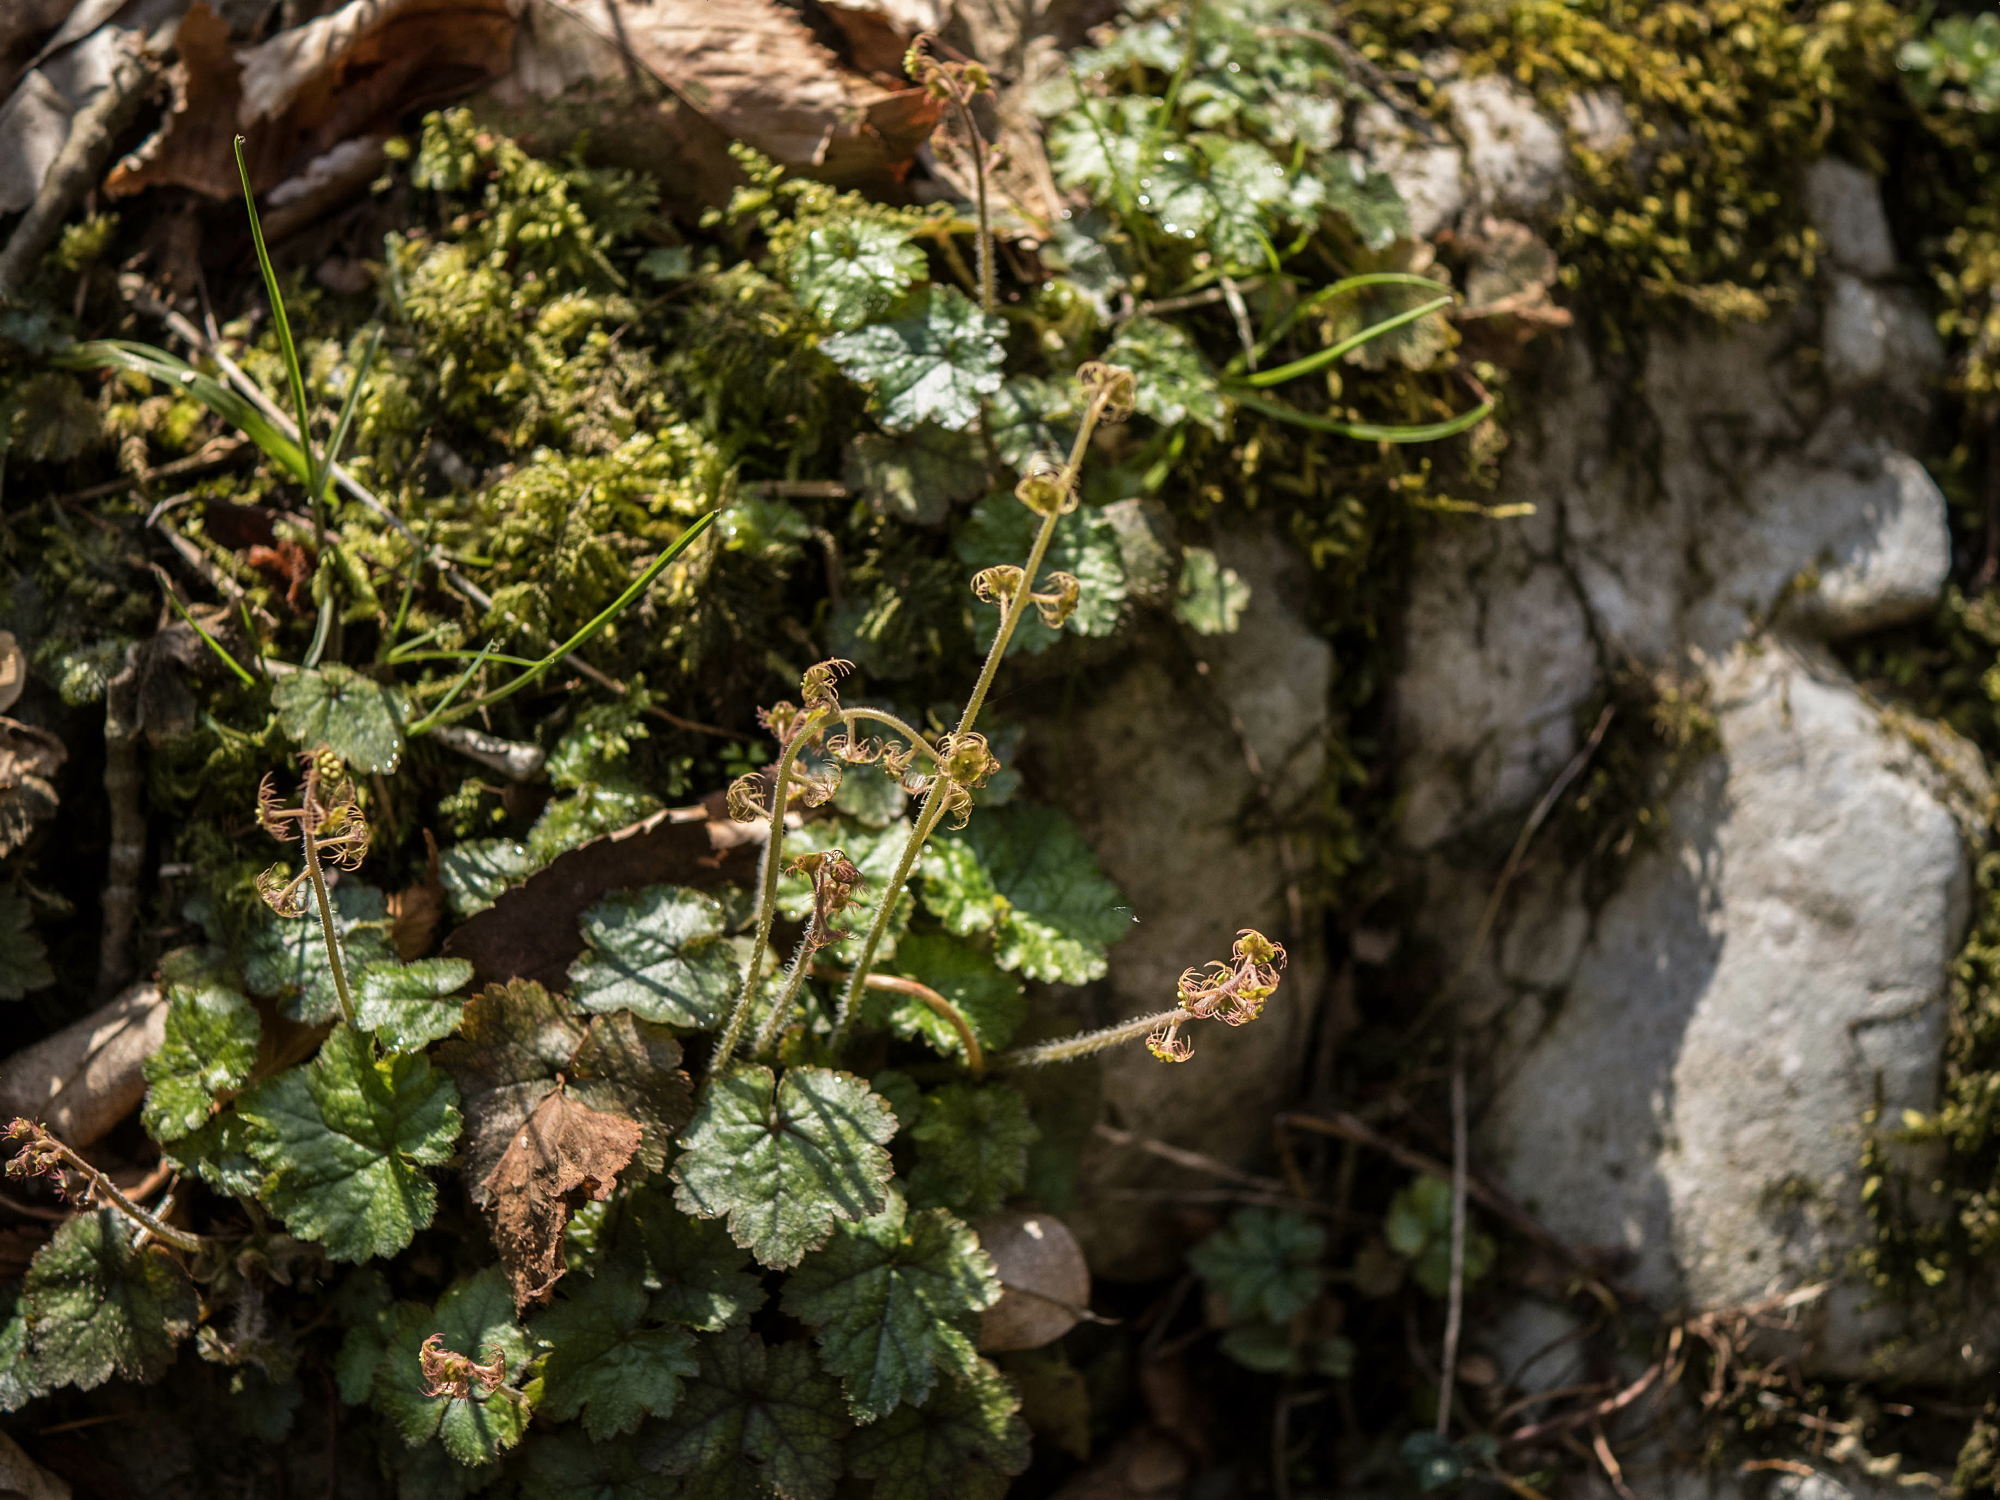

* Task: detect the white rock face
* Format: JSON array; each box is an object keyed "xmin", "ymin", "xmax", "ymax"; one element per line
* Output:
[
  {"xmin": 1356, "ymin": 100, "xmax": 1467, "ymax": 239},
  {"xmin": 1392, "ymin": 162, "xmax": 1985, "ymax": 1379},
  {"xmin": 1804, "ymin": 157, "xmax": 1899, "ymax": 279},
  {"xmin": 1443, "ymin": 74, "xmax": 1568, "ymax": 219}
]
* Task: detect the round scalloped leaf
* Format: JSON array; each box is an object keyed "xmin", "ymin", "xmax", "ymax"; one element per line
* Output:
[
  {"xmin": 907, "ymin": 1084, "xmax": 1037, "ymax": 1220},
  {"xmin": 353, "ymin": 958, "xmax": 475, "ymax": 1053},
  {"xmin": 271, "ymin": 663, "xmax": 405, "ymax": 773},
  {"xmin": 240, "ymin": 880, "xmax": 395, "ymax": 1023},
  {"xmin": 373, "ymin": 1268, "xmax": 533, "ymax": 1466},
  {"xmin": 779, "ymin": 1195, "xmax": 1000, "ymax": 1420},
  {"xmin": 650, "ymin": 1329, "xmax": 850, "ymax": 1500},
  {"xmin": 238, "ymin": 1024, "xmax": 461, "ymax": 1262},
  {"xmin": 821, "ymin": 286, "xmax": 1004, "ymax": 433},
  {"xmin": 532, "ymin": 1268, "xmax": 698, "ymax": 1439},
  {"xmin": 141, "ymin": 981, "xmax": 261, "ymax": 1141},
  {"xmin": 787, "ymin": 218, "xmax": 927, "ymax": 331},
  {"xmin": 672, "ymin": 1065, "xmax": 895, "ymax": 1269},
  {"xmin": 569, "ymin": 885, "xmax": 741, "ymax": 1029},
  {"xmin": 21, "ymin": 1209, "xmax": 197, "ymax": 1393},
  {"xmin": 1187, "ymin": 1206, "xmax": 1326, "ymax": 1324},
  {"xmin": 845, "ymin": 1359, "xmax": 1031, "ymax": 1500}
]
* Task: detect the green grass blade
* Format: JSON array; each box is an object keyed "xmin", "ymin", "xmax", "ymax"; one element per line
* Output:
[
  {"xmin": 55, "ymin": 340, "xmax": 309, "ymax": 482},
  {"xmin": 234, "ymin": 136, "xmax": 317, "ymax": 494},
  {"xmin": 410, "ymin": 510, "xmax": 717, "ymax": 732},
  {"xmin": 1248, "ymin": 272, "xmax": 1456, "ymax": 362},
  {"xmin": 1229, "ymin": 387, "xmax": 1495, "ymax": 444},
  {"xmin": 154, "ymin": 572, "xmax": 259, "ymax": 687},
  {"xmin": 1244, "ymin": 294, "xmax": 1454, "ymax": 388},
  {"xmin": 317, "ymin": 327, "xmax": 381, "ymax": 507}
]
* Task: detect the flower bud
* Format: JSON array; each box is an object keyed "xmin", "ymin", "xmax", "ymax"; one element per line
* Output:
[
  {"xmin": 1077, "ymin": 361, "xmax": 1138, "ymax": 422},
  {"xmin": 1013, "ymin": 456, "xmax": 1074, "ymax": 517}
]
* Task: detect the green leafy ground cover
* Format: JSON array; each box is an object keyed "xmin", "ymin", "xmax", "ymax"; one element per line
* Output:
[{"xmin": 11, "ymin": 0, "xmax": 2000, "ymax": 1494}]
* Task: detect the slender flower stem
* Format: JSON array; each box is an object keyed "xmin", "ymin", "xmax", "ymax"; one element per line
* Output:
[
  {"xmin": 27, "ymin": 1129, "xmax": 210, "ymax": 1254},
  {"xmin": 752, "ymin": 922, "xmax": 820, "ymax": 1059},
  {"xmin": 846, "ymin": 971, "xmax": 985, "ymax": 1076},
  {"xmin": 838, "ymin": 708, "xmax": 941, "ymax": 761},
  {"xmin": 829, "ymin": 391, "xmax": 1112, "ymax": 1054},
  {"xmin": 710, "ymin": 708, "xmax": 830, "ymax": 1080},
  {"xmin": 994, "ymin": 1008, "xmax": 1189, "ymax": 1070},
  {"xmin": 952, "ymin": 97, "xmax": 995, "ymax": 315},
  {"xmin": 302, "ymin": 828, "xmax": 356, "ymax": 1028}
]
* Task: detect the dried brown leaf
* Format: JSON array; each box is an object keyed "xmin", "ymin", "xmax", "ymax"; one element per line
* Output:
[
  {"xmin": 437, "ymin": 980, "xmax": 692, "ymax": 1195},
  {"xmin": 481, "ymin": 1082, "xmax": 643, "ymax": 1310},
  {"xmin": 0, "ymin": 631, "xmax": 22, "ymax": 715},
  {"xmin": 0, "ymin": 715, "xmax": 64, "ymax": 858},
  {"xmin": 109, "ymin": 0, "xmax": 515, "ymax": 200}
]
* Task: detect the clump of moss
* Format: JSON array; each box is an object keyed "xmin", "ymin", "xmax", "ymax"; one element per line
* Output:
[{"xmin": 1348, "ymin": 0, "xmax": 1905, "ymax": 331}]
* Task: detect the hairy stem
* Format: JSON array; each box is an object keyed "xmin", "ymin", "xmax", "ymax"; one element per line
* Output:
[
  {"xmin": 31, "ymin": 1130, "xmax": 209, "ymax": 1254},
  {"xmin": 710, "ymin": 708, "xmax": 829, "ymax": 1080},
  {"xmin": 838, "ymin": 707, "xmax": 940, "ymax": 761},
  {"xmin": 829, "ymin": 391, "xmax": 1111, "ymax": 1052},
  {"xmin": 993, "ymin": 1008, "xmax": 1187, "ymax": 1070},
  {"xmin": 302, "ymin": 828, "xmax": 357, "ymax": 1028},
  {"xmin": 842, "ymin": 970, "xmax": 985, "ymax": 1076},
  {"xmin": 953, "ymin": 96, "xmax": 995, "ymax": 315},
  {"xmin": 752, "ymin": 922, "xmax": 820, "ymax": 1059}
]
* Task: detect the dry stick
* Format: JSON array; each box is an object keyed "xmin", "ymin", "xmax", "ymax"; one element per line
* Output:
[
  {"xmin": 1436, "ymin": 1046, "xmax": 1469, "ymax": 1437},
  {"xmin": 1093, "ymin": 1122, "xmax": 1290, "ymax": 1194},
  {"xmin": 0, "ymin": 42, "xmax": 158, "ymax": 299},
  {"xmin": 97, "ymin": 643, "xmax": 146, "ymax": 997}
]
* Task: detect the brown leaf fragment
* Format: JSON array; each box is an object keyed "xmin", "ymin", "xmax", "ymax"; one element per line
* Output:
[
  {"xmin": 481, "ymin": 1082, "xmax": 643, "ymax": 1310},
  {"xmin": 0, "ymin": 715, "xmax": 65, "ymax": 858},
  {"xmin": 0, "ymin": 631, "xmax": 23, "ymax": 714},
  {"xmin": 1450, "ymin": 215, "xmax": 1572, "ymax": 359}
]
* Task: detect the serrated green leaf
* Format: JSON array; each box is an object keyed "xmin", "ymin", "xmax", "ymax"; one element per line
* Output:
[
  {"xmin": 919, "ymin": 805, "xmax": 1129, "ymax": 983},
  {"xmin": 526, "ymin": 781, "xmax": 662, "ymax": 865},
  {"xmin": 333, "ymin": 1268, "xmax": 398, "ymax": 1404},
  {"xmin": 534, "ymin": 1268, "xmax": 699, "ymax": 1438},
  {"xmin": 908, "ymin": 1085, "xmax": 1037, "ymax": 1219},
  {"xmin": 1188, "ymin": 1206, "xmax": 1325, "ymax": 1323},
  {"xmin": 439, "ymin": 981, "xmax": 693, "ymax": 1191},
  {"xmin": 519, "ymin": 1429, "xmax": 681, "ymax": 1498},
  {"xmin": 0, "ymin": 884, "xmax": 52, "ymax": 1000},
  {"xmin": 272, "ymin": 663, "xmax": 404, "ymax": 773},
  {"xmin": 166, "ymin": 1108, "xmax": 264, "ymax": 1196},
  {"xmin": 141, "ymin": 981, "xmax": 261, "ymax": 1141},
  {"xmin": 240, "ymin": 881, "xmax": 395, "ymax": 1023},
  {"xmin": 21, "ymin": 1208, "xmax": 197, "ymax": 1391},
  {"xmin": 374, "ymin": 1268, "xmax": 533, "ymax": 1466},
  {"xmin": 239, "ymin": 1024, "xmax": 461, "ymax": 1261},
  {"xmin": 788, "ymin": 219, "xmax": 927, "ymax": 331},
  {"xmin": 845, "ymin": 1359, "xmax": 1031, "ymax": 1500},
  {"xmin": 570, "ymin": 885, "xmax": 740, "ymax": 1029},
  {"xmin": 1319, "ymin": 151, "xmax": 1408, "ymax": 252},
  {"xmin": 1107, "ymin": 317, "xmax": 1225, "ymax": 435},
  {"xmin": 608, "ymin": 1187, "xmax": 765, "ymax": 1331},
  {"xmin": 673, "ymin": 1065, "xmax": 895, "ymax": 1269},
  {"xmin": 822, "ymin": 286, "xmax": 1004, "ymax": 433},
  {"xmin": 1384, "ymin": 1176, "xmax": 1495, "ymax": 1297},
  {"xmin": 652, "ymin": 1329, "xmax": 850, "ymax": 1500},
  {"xmin": 354, "ymin": 958, "xmax": 474, "ymax": 1052},
  {"xmin": 781, "ymin": 1194, "xmax": 999, "ymax": 1420},
  {"xmin": 870, "ymin": 932, "xmax": 1026, "ymax": 1061},
  {"xmin": 844, "ymin": 424, "xmax": 989, "ymax": 525},
  {"xmin": 955, "ymin": 494, "xmax": 1128, "ymax": 655},
  {"xmin": 437, "ymin": 838, "xmax": 536, "ymax": 920},
  {"xmin": 1175, "ymin": 545, "xmax": 1250, "ymax": 635},
  {"xmin": 0, "ymin": 1291, "xmax": 42, "ymax": 1411}
]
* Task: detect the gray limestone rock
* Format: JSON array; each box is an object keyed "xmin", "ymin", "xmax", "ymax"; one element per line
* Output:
[
  {"xmin": 1444, "ymin": 74, "xmax": 1569, "ymax": 220},
  {"xmin": 1804, "ymin": 157, "xmax": 1899, "ymax": 280}
]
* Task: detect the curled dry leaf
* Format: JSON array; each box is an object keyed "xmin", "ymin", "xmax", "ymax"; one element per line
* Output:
[
  {"xmin": 108, "ymin": 0, "xmax": 517, "ymax": 201},
  {"xmin": 496, "ymin": 0, "xmax": 943, "ymax": 203},
  {"xmin": 0, "ymin": 714, "xmax": 64, "ymax": 859},
  {"xmin": 481, "ymin": 1083, "xmax": 644, "ymax": 1311},
  {"xmin": 974, "ymin": 1208, "xmax": 1091, "ymax": 1351},
  {"xmin": 1452, "ymin": 215, "xmax": 1573, "ymax": 357},
  {"xmin": 0, "ymin": 631, "xmax": 22, "ymax": 714}
]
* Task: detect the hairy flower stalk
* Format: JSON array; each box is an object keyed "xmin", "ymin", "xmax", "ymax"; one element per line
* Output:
[
  {"xmin": 829, "ymin": 363, "xmax": 1134, "ymax": 1052},
  {"xmin": 4, "ymin": 1119, "xmax": 210, "ymax": 1253},
  {"xmin": 256, "ymin": 746, "xmax": 369, "ymax": 1027},
  {"xmin": 751, "ymin": 851, "xmax": 864, "ymax": 1056},
  {"xmin": 995, "ymin": 929, "xmax": 1286, "ymax": 1069}
]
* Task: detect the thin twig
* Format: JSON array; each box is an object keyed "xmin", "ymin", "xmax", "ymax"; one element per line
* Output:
[
  {"xmin": 1093, "ymin": 1122, "xmax": 1290, "ymax": 1193},
  {"xmin": 1436, "ymin": 1046, "xmax": 1469, "ymax": 1436}
]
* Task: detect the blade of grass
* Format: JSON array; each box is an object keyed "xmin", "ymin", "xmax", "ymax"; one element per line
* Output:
[
  {"xmin": 1243, "ymin": 293, "xmax": 1454, "ymax": 388},
  {"xmin": 55, "ymin": 340, "xmax": 308, "ymax": 482},
  {"xmin": 153, "ymin": 569, "xmax": 259, "ymax": 687},
  {"xmin": 233, "ymin": 136, "xmax": 316, "ymax": 506},
  {"xmin": 406, "ymin": 511, "xmax": 717, "ymax": 734},
  {"xmin": 1229, "ymin": 387, "xmax": 1495, "ymax": 443},
  {"xmin": 1247, "ymin": 272, "xmax": 1455, "ymax": 362}
]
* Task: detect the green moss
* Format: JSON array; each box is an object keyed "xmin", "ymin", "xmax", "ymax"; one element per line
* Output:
[{"xmin": 1347, "ymin": 0, "xmax": 1907, "ymax": 333}]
